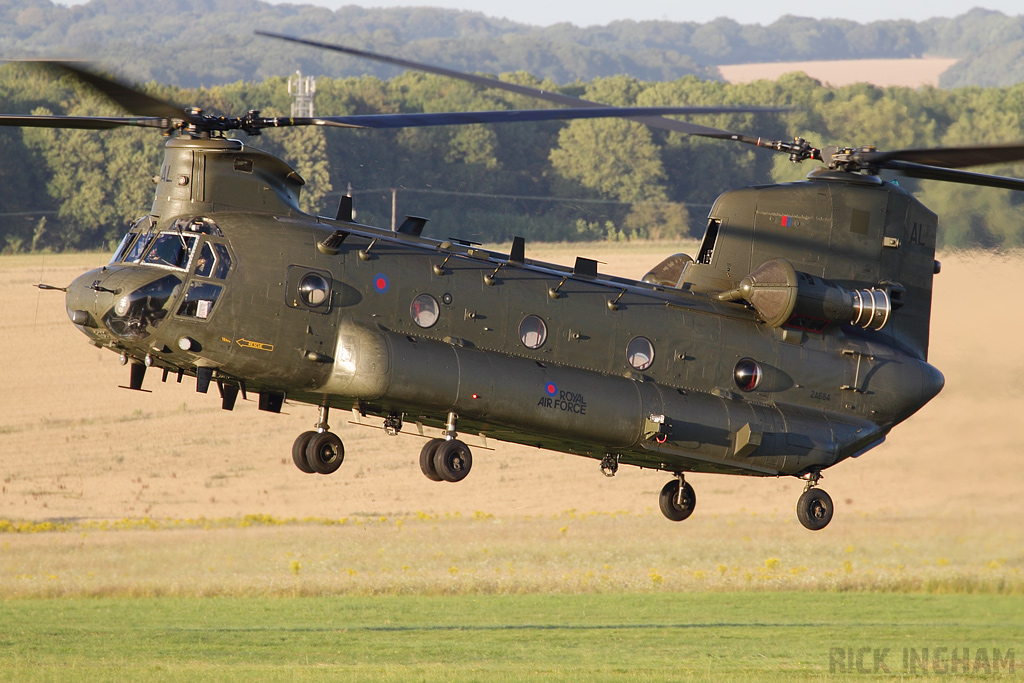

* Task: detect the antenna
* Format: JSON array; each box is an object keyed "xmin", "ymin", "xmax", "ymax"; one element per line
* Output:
[{"xmin": 287, "ymin": 71, "xmax": 316, "ymax": 118}]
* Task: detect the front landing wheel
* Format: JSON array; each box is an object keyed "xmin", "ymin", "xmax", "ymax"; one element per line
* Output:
[
  {"xmin": 433, "ymin": 439, "xmax": 472, "ymax": 482},
  {"xmin": 305, "ymin": 432, "xmax": 344, "ymax": 475},
  {"xmin": 796, "ymin": 488, "xmax": 834, "ymax": 530},
  {"xmin": 659, "ymin": 478, "xmax": 696, "ymax": 522}
]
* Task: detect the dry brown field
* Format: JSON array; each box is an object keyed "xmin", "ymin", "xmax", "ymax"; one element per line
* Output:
[{"xmin": 719, "ymin": 57, "xmax": 959, "ymax": 88}]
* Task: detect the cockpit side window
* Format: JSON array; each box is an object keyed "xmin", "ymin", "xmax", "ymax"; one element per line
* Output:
[
  {"xmin": 212, "ymin": 244, "xmax": 232, "ymax": 279},
  {"xmin": 192, "ymin": 241, "xmax": 233, "ymax": 279},
  {"xmin": 194, "ymin": 242, "xmax": 216, "ymax": 278},
  {"xmin": 177, "ymin": 281, "xmax": 224, "ymax": 320}
]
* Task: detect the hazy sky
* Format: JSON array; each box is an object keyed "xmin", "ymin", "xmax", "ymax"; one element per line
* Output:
[{"xmin": 286, "ymin": 1, "xmax": 1021, "ymax": 27}]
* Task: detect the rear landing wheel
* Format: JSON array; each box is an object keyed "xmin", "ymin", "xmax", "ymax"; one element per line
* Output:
[
  {"xmin": 659, "ymin": 478, "xmax": 696, "ymax": 522},
  {"xmin": 292, "ymin": 431, "xmax": 317, "ymax": 474},
  {"xmin": 796, "ymin": 488, "xmax": 833, "ymax": 530}
]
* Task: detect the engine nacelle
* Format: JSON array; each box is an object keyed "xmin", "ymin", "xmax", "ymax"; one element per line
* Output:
[{"xmin": 718, "ymin": 258, "xmax": 892, "ymax": 331}]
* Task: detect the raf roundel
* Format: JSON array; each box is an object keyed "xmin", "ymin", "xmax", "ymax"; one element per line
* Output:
[
  {"xmin": 545, "ymin": 382, "xmax": 558, "ymax": 397},
  {"xmin": 372, "ymin": 273, "xmax": 390, "ymax": 293}
]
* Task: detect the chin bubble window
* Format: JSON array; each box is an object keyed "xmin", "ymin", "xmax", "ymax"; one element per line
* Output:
[
  {"xmin": 519, "ymin": 315, "xmax": 547, "ymax": 349},
  {"xmin": 411, "ymin": 293, "xmax": 440, "ymax": 328},
  {"xmin": 734, "ymin": 358, "xmax": 763, "ymax": 392},
  {"xmin": 626, "ymin": 336, "xmax": 655, "ymax": 371}
]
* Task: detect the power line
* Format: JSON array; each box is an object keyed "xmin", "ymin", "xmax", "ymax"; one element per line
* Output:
[{"xmin": 346, "ymin": 186, "xmax": 709, "ymax": 210}]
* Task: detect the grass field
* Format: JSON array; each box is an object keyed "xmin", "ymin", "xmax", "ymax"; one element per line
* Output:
[
  {"xmin": 1, "ymin": 593, "xmax": 1020, "ymax": 681},
  {"xmin": 0, "ymin": 512, "xmax": 1020, "ymax": 679}
]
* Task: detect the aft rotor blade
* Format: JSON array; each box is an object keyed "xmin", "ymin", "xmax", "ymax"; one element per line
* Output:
[
  {"xmin": 864, "ymin": 142, "xmax": 1024, "ymax": 170},
  {"xmin": 292, "ymin": 106, "xmax": 784, "ymax": 130},
  {"xmin": 886, "ymin": 160, "xmax": 1024, "ymax": 192},
  {"xmin": 255, "ymin": 31, "xmax": 755, "ymax": 138}
]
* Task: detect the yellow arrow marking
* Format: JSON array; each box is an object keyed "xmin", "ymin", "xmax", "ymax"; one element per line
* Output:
[{"xmin": 236, "ymin": 338, "xmax": 274, "ymax": 352}]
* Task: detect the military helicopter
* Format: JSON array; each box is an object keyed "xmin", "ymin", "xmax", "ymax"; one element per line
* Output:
[{"xmin": 9, "ymin": 37, "xmax": 1024, "ymax": 532}]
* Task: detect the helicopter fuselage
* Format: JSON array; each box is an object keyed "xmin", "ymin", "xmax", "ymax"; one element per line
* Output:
[{"xmin": 63, "ymin": 138, "xmax": 943, "ymax": 482}]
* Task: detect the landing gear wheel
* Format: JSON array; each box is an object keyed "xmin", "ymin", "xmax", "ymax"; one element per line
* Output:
[
  {"xmin": 659, "ymin": 478, "xmax": 696, "ymax": 522},
  {"xmin": 305, "ymin": 432, "xmax": 344, "ymax": 475},
  {"xmin": 796, "ymin": 488, "xmax": 834, "ymax": 530},
  {"xmin": 292, "ymin": 431, "xmax": 317, "ymax": 474},
  {"xmin": 433, "ymin": 439, "xmax": 472, "ymax": 482},
  {"xmin": 419, "ymin": 438, "xmax": 446, "ymax": 482}
]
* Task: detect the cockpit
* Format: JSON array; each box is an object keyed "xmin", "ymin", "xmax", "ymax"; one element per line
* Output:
[
  {"xmin": 111, "ymin": 215, "xmax": 224, "ymax": 271},
  {"xmin": 91, "ymin": 215, "xmax": 234, "ymax": 341}
]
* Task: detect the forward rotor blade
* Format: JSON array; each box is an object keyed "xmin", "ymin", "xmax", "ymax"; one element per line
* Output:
[
  {"xmin": 295, "ymin": 106, "xmax": 784, "ymax": 130},
  {"xmin": 865, "ymin": 142, "xmax": 1024, "ymax": 170},
  {"xmin": 886, "ymin": 160, "xmax": 1024, "ymax": 192},
  {"xmin": 255, "ymin": 31, "xmax": 756, "ymax": 138},
  {"xmin": 0, "ymin": 114, "xmax": 172, "ymax": 130},
  {"xmin": 31, "ymin": 61, "xmax": 188, "ymax": 120},
  {"xmin": 5, "ymin": 60, "xmax": 197, "ymax": 127}
]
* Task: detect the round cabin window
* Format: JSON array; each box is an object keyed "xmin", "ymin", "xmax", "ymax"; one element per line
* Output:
[
  {"xmin": 411, "ymin": 293, "xmax": 440, "ymax": 328},
  {"xmin": 627, "ymin": 336, "xmax": 655, "ymax": 371},
  {"xmin": 519, "ymin": 315, "xmax": 547, "ymax": 349}
]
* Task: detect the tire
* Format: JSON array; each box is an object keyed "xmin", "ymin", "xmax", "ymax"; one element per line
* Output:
[
  {"xmin": 292, "ymin": 431, "xmax": 318, "ymax": 474},
  {"xmin": 433, "ymin": 439, "xmax": 473, "ymax": 482},
  {"xmin": 419, "ymin": 438, "xmax": 446, "ymax": 481},
  {"xmin": 659, "ymin": 479, "xmax": 696, "ymax": 522},
  {"xmin": 796, "ymin": 488, "xmax": 834, "ymax": 531},
  {"xmin": 305, "ymin": 431, "xmax": 344, "ymax": 475}
]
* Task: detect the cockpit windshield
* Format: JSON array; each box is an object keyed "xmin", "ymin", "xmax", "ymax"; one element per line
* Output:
[
  {"xmin": 110, "ymin": 216, "xmax": 155, "ymax": 264},
  {"xmin": 123, "ymin": 232, "xmax": 155, "ymax": 263},
  {"xmin": 112, "ymin": 216, "xmax": 221, "ymax": 271},
  {"xmin": 142, "ymin": 232, "xmax": 198, "ymax": 270}
]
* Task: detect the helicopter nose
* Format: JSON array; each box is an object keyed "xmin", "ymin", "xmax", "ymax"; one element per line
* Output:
[
  {"xmin": 65, "ymin": 267, "xmax": 114, "ymax": 330},
  {"xmin": 65, "ymin": 266, "xmax": 184, "ymax": 342}
]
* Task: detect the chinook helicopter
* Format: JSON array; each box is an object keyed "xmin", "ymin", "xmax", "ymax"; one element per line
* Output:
[{"xmin": 10, "ymin": 40, "xmax": 1024, "ymax": 532}]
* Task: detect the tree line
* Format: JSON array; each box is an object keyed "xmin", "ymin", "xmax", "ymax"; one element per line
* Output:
[
  {"xmin": 4, "ymin": 2, "xmax": 1024, "ymax": 88},
  {"xmin": 2, "ymin": 62, "xmax": 1024, "ymax": 253}
]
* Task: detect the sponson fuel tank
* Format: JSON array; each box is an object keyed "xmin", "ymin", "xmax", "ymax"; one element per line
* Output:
[{"xmin": 317, "ymin": 321, "xmax": 888, "ymax": 476}]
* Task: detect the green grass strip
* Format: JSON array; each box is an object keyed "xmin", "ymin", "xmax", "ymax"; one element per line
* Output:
[{"xmin": 0, "ymin": 593, "xmax": 1019, "ymax": 681}]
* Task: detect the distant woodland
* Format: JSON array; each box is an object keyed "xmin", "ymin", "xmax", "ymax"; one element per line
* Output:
[
  {"xmin": 3, "ymin": 2, "xmax": 1024, "ymax": 251},
  {"xmin": 4, "ymin": 1, "xmax": 1024, "ymax": 88}
]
